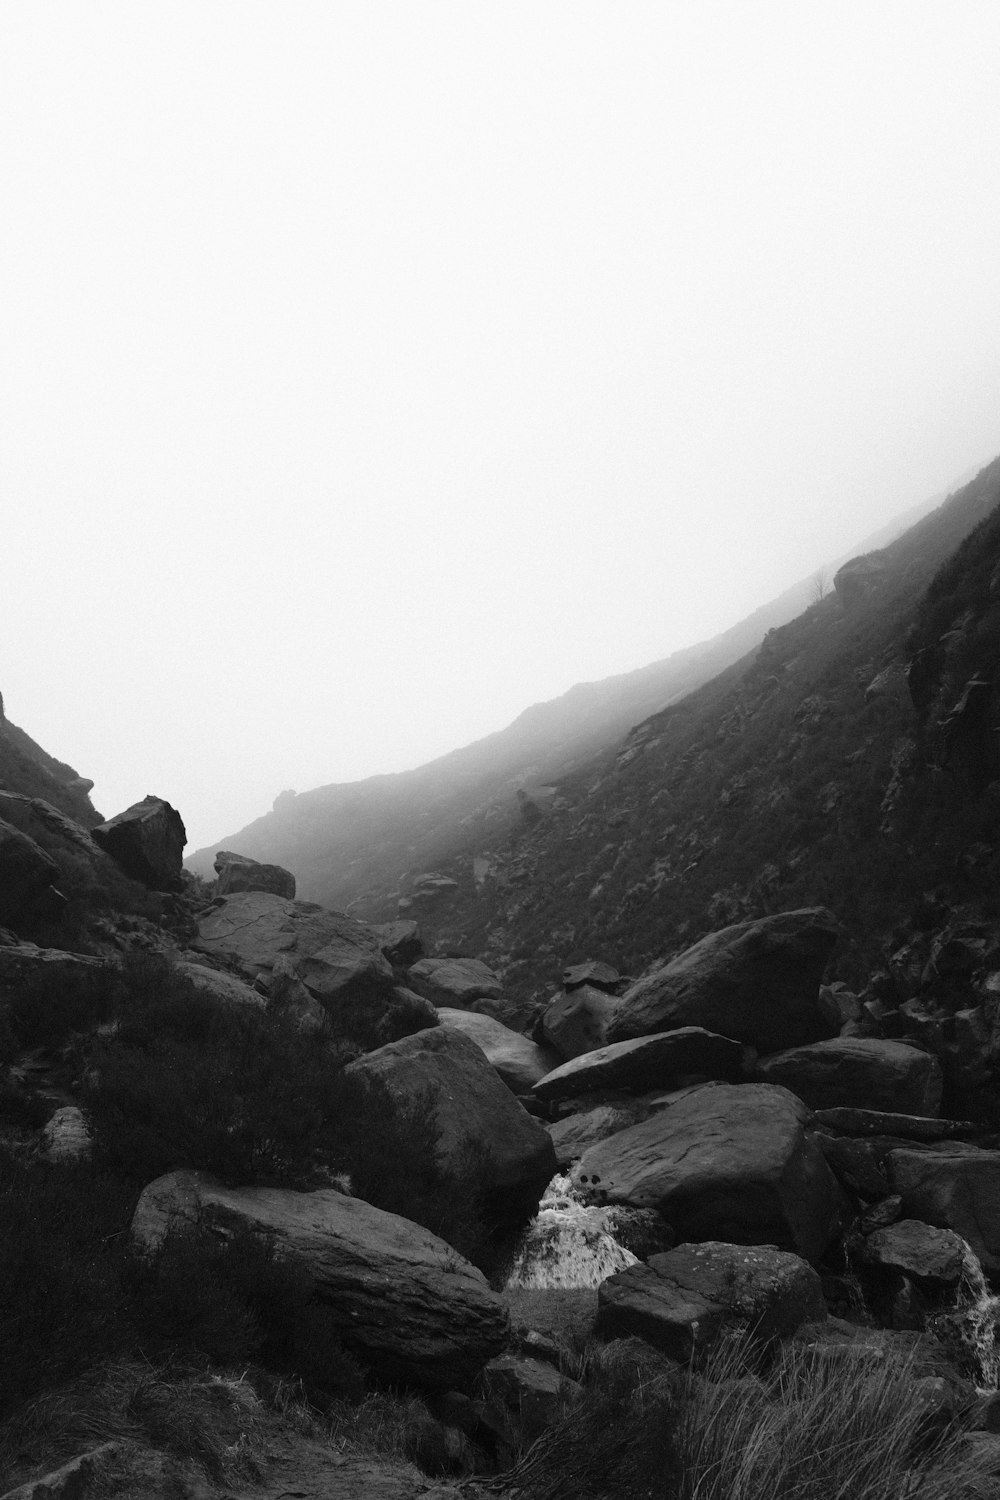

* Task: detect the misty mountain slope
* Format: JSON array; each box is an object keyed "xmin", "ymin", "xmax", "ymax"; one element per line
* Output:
[
  {"xmin": 0, "ymin": 698, "xmax": 100, "ymax": 826},
  {"xmin": 400, "ymin": 458, "xmax": 1000, "ymax": 1008},
  {"xmin": 185, "ymin": 498, "xmax": 939, "ymax": 904}
]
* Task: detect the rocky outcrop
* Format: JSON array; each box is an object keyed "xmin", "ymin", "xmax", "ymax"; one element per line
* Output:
[
  {"xmin": 214, "ymin": 850, "xmax": 296, "ymax": 900},
  {"xmin": 608, "ymin": 909, "xmax": 840, "ymax": 1052},
  {"xmin": 756, "ymin": 1038, "xmax": 943, "ymax": 1116},
  {"xmin": 887, "ymin": 1147, "xmax": 1000, "ymax": 1275},
  {"xmin": 533, "ymin": 1028, "xmax": 744, "ymax": 1103},
  {"xmin": 436, "ymin": 1008, "xmax": 559, "ymax": 1094},
  {"xmin": 407, "ymin": 957, "xmax": 503, "ymax": 1011},
  {"xmin": 834, "ymin": 551, "xmax": 888, "ymax": 607},
  {"xmin": 346, "ymin": 1027, "xmax": 557, "ymax": 1219},
  {"xmin": 572, "ymin": 1083, "xmax": 844, "ymax": 1263},
  {"xmin": 131, "ymin": 1170, "xmax": 509, "ymax": 1387},
  {"xmin": 93, "ymin": 796, "xmax": 187, "ymax": 892},
  {"xmin": 598, "ymin": 1241, "xmax": 826, "ymax": 1360},
  {"xmin": 541, "ymin": 984, "xmax": 621, "ymax": 1060},
  {"xmin": 0, "ymin": 818, "xmax": 60, "ymax": 922}
]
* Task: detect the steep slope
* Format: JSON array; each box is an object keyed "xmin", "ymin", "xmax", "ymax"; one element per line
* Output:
[
  {"xmin": 374, "ymin": 458, "xmax": 1000, "ymax": 1010},
  {"xmin": 185, "ymin": 499, "xmax": 936, "ymax": 906},
  {"xmin": 0, "ymin": 694, "xmax": 101, "ymax": 826}
]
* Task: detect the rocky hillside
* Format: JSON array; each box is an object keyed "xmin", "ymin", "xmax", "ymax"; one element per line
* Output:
[
  {"xmin": 185, "ymin": 503, "xmax": 932, "ymax": 907},
  {"xmin": 361, "ymin": 459, "xmax": 1000, "ymax": 1012}
]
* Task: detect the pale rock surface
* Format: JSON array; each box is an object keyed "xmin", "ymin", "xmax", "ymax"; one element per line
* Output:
[
  {"xmin": 346, "ymin": 1027, "xmax": 556, "ymax": 1217},
  {"xmin": 436, "ymin": 1008, "xmax": 559, "ymax": 1094},
  {"xmin": 598, "ymin": 1241, "xmax": 826, "ymax": 1360},
  {"xmin": 533, "ymin": 1027, "xmax": 743, "ymax": 1102},
  {"xmin": 607, "ymin": 908, "xmax": 839, "ymax": 1053},
  {"xmin": 131, "ymin": 1170, "xmax": 509, "ymax": 1387},
  {"xmin": 42, "ymin": 1104, "xmax": 91, "ymax": 1162},
  {"xmin": 573, "ymin": 1082, "xmax": 844, "ymax": 1263},
  {"xmin": 756, "ymin": 1037, "xmax": 943, "ymax": 1116}
]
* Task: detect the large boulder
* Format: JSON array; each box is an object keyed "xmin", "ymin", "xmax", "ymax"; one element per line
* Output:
[
  {"xmin": 174, "ymin": 960, "xmax": 265, "ymax": 1009},
  {"xmin": 131, "ymin": 1170, "xmax": 509, "ymax": 1387},
  {"xmin": 92, "ymin": 795, "xmax": 187, "ymax": 891},
  {"xmin": 533, "ymin": 1028, "xmax": 744, "ymax": 1103},
  {"xmin": 607, "ymin": 909, "xmax": 840, "ymax": 1052},
  {"xmin": 372, "ymin": 920, "xmax": 423, "ymax": 967},
  {"xmin": 213, "ymin": 850, "xmax": 296, "ymax": 900},
  {"xmin": 887, "ymin": 1148, "xmax": 1000, "ymax": 1275},
  {"xmin": 541, "ymin": 984, "xmax": 622, "ymax": 1060},
  {"xmin": 407, "ymin": 957, "xmax": 503, "ymax": 1011},
  {"xmin": 192, "ymin": 892, "xmax": 394, "ymax": 1001},
  {"xmin": 346, "ymin": 1026, "xmax": 557, "ymax": 1220},
  {"xmin": 598, "ymin": 1241, "xmax": 825, "ymax": 1361},
  {"xmin": 572, "ymin": 1083, "xmax": 843, "ymax": 1264},
  {"xmin": 437, "ymin": 1008, "xmax": 559, "ymax": 1094},
  {"xmin": 860, "ymin": 1219, "xmax": 967, "ymax": 1287},
  {"xmin": 756, "ymin": 1038, "xmax": 943, "ymax": 1116},
  {"xmin": 0, "ymin": 817, "xmax": 60, "ymax": 922}
]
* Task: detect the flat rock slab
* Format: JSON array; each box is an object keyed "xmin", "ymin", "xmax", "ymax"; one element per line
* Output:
[
  {"xmin": 888, "ymin": 1147, "xmax": 1000, "ymax": 1275},
  {"xmin": 131, "ymin": 1170, "xmax": 509, "ymax": 1388},
  {"xmin": 346, "ymin": 1026, "xmax": 557, "ymax": 1215},
  {"xmin": 533, "ymin": 1027, "xmax": 744, "ymax": 1102},
  {"xmin": 608, "ymin": 908, "xmax": 839, "ymax": 1053},
  {"xmin": 541, "ymin": 984, "xmax": 621, "ymax": 1060},
  {"xmin": 861, "ymin": 1218, "xmax": 967, "ymax": 1285},
  {"xmin": 598, "ymin": 1241, "xmax": 825, "ymax": 1361},
  {"xmin": 756, "ymin": 1038, "xmax": 943, "ymax": 1116},
  {"xmin": 407, "ymin": 957, "xmax": 503, "ymax": 1007},
  {"xmin": 192, "ymin": 892, "xmax": 394, "ymax": 999},
  {"xmin": 814, "ymin": 1107, "xmax": 978, "ymax": 1140},
  {"xmin": 437, "ymin": 1008, "xmax": 559, "ymax": 1094},
  {"xmin": 572, "ymin": 1082, "xmax": 843, "ymax": 1264}
]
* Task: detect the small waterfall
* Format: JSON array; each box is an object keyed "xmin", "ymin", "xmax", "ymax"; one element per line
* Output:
[
  {"xmin": 505, "ymin": 1174, "xmax": 639, "ymax": 1290},
  {"xmin": 955, "ymin": 1241, "xmax": 1000, "ymax": 1392}
]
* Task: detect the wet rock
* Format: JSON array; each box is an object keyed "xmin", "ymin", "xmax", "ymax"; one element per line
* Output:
[
  {"xmin": 573, "ymin": 1083, "xmax": 844, "ymax": 1264},
  {"xmin": 608, "ymin": 909, "xmax": 839, "ymax": 1053},
  {"xmin": 598, "ymin": 1241, "xmax": 825, "ymax": 1361},
  {"xmin": 93, "ymin": 795, "xmax": 186, "ymax": 891},
  {"xmin": 756, "ymin": 1038, "xmax": 943, "ymax": 1116},
  {"xmin": 888, "ymin": 1147, "xmax": 1000, "ymax": 1275},
  {"xmin": 214, "ymin": 849, "xmax": 296, "ymax": 900},
  {"xmin": 533, "ymin": 1028, "xmax": 744, "ymax": 1103},
  {"xmin": 860, "ymin": 1218, "xmax": 967, "ymax": 1286},
  {"xmin": 346, "ymin": 1027, "xmax": 557, "ymax": 1221},
  {"xmin": 541, "ymin": 984, "xmax": 621, "ymax": 1060},
  {"xmin": 131, "ymin": 1170, "xmax": 509, "ymax": 1387},
  {"xmin": 437, "ymin": 1008, "xmax": 559, "ymax": 1094}
]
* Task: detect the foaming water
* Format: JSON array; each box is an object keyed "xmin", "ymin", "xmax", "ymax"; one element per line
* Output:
[
  {"xmin": 955, "ymin": 1241, "xmax": 1000, "ymax": 1391},
  {"xmin": 505, "ymin": 1174, "xmax": 639, "ymax": 1290}
]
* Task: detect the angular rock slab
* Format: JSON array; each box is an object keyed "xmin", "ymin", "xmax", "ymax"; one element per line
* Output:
[
  {"xmin": 541, "ymin": 984, "xmax": 621, "ymax": 1060},
  {"xmin": 131, "ymin": 1170, "xmax": 509, "ymax": 1387},
  {"xmin": 214, "ymin": 849, "xmax": 296, "ymax": 900},
  {"xmin": 756, "ymin": 1038, "xmax": 943, "ymax": 1116},
  {"xmin": 437, "ymin": 1008, "xmax": 560, "ymax": 1094},
  {"xmin": 533, "ymin": 1027, "xmax": 743, "ymax": 1103},
  {"xmin": 192, "ymin": 892, "xmax": 394, "ymax": 999},
  {"xmin": 598, "ymin": 1241, "xmax": 826, "ymax": 1360},
  {"xmin": 814, "ymin": 1107, "xmax": 977, "ymax": 1141},
  {"xmin": 860, "ymin": 1218, "xmax": 967, "ymax": 1286},
  {"xmin": 407, "ymin": 957, "xmax": 503, "ymax": 1009},
  {"xmin": 93, "ymin": 795, "xmax": 186, "ymax": 892},
  {"xmin": 346, "ymin": 1026, "xmax": 557, "ymax": 1217},
  {"xmin": 608, "ymin": 908, "xmax": 839, "ymax": 1052},
  {"xmin": 573, "ymin": 1083, "xmax": 843, "ymax": 1264},
  {"xmin": 888, "ymin": 1148, "xmax": 1000, "ymax": 1275}
]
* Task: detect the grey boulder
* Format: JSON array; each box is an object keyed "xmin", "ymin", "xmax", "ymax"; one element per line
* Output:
[
  {"xmin": 888, "ymin": 1148, "xmax": 1000, "ymax": 1275},
  {"xmin": 756, "ymin": 1038, "xmax": 943, "ymax": 1116},
  {"xmin": 541, "ymin": 984, "xmax": 621, "ymax": 1060},
  {"xmin": 93, "ymin": 795, "xmax": 187, "ymax": 892},
  {"xmin": 131, "ymin": 1170, "xmax": 509, "ymax": 1387},
  {"xmin": 407, "ymin": 957, "xmax": 503, "ymax": 1010},
  {"xmin": 214, "ymin": 850, "xmax": 296, "ymax": 900},
  {"xmin": 437, "ymin": 1008, "xmax": 559, "ymax": 1094},
  {"xmin": 533, "ymin": 1028, "xmax": 743, "ymax": 1103},
  {"xmin": 608, "ymin": 908, "xmax": 839, "ymax": 1052},
  {"xmin": 860, "ymin": 1218, "xmax": 968, "ymax": 1286}
]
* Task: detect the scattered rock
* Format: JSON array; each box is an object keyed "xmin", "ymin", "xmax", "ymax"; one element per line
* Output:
[
  {"xmin": 93, "ymin": 796, "xmax": 187, "ymax": 892},
  {"xmin": 436, "ymin": 1008, "xmax": 560, "ymax": 1094},
  {"xmin": 533, "ymin": 1028, "xmax": 744, "ymax": 1103},
  {"xmin": 607, "ymin": 909, "xmax": 840, "ymax": 1053},
  {"xmin": 756, "ymin": 1038, "xmax": 943, "ymax": 1116},
  {"xmin": 131, "ymin": 1170, "xmax": 509, "ymax": 1388},
  {"xmin": 214, "ymin": 849, "xmax": 296, "ymax": 900},
  {"xmin": 407, "ymin": 957, "xmax": 503, "ymax": 1010}
]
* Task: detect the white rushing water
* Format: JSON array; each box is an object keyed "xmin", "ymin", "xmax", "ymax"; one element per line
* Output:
[
  {"xmin": 955, "ymin": 1241, "xmax": 1000, "ymax": 1392},
  {"xmin": 504, "ymin": 1173, "xmax": 639, "ymax": 1290}
]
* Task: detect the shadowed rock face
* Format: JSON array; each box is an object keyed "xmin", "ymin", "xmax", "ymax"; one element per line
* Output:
[
  {"xmin": 756, "ymin": 1038, "xmax": 943, "ymax": 1117},
  {"xmin": 572, "ymin": 1082, "xmax": 844, "ymax": 1264},
  {"xmin": 608, "ymin": 908, "xmax": 840, "ymax": 1053},
  {"xmin": 214, "ymin": 849, "xmax": 296, "ymax": 900},
  {"xmin": 93, "ymin": 795, "xmax": 187, "ymax": 892},
  {"xmin": 0, "ymin": 817, "xmax": 60, "ymax": 921},
  {"xmin": 130, "ymin": 1170, "xmax": 509, "ymax": 1387},
  {"xmin": 888, "ymin": 1148, "xmax": 1000, "ymax": 1276}
]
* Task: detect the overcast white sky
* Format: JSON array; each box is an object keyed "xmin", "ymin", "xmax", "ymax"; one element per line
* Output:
[{"xmin": 3, "ymin": 2, "xmax": 1000, "ymax": 852}]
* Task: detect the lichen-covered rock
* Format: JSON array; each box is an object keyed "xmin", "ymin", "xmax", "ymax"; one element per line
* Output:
[
  {"xmin": 93, "ymin": 795, "xmax": 187, "ymax": 892},
  {"xmin": 131, "ymin": 1170, "xmax": 509, "ymax": 1387},
  {"xmin": 608, "ymin": 909, "xmax": 840, "ymax": 1053}
]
